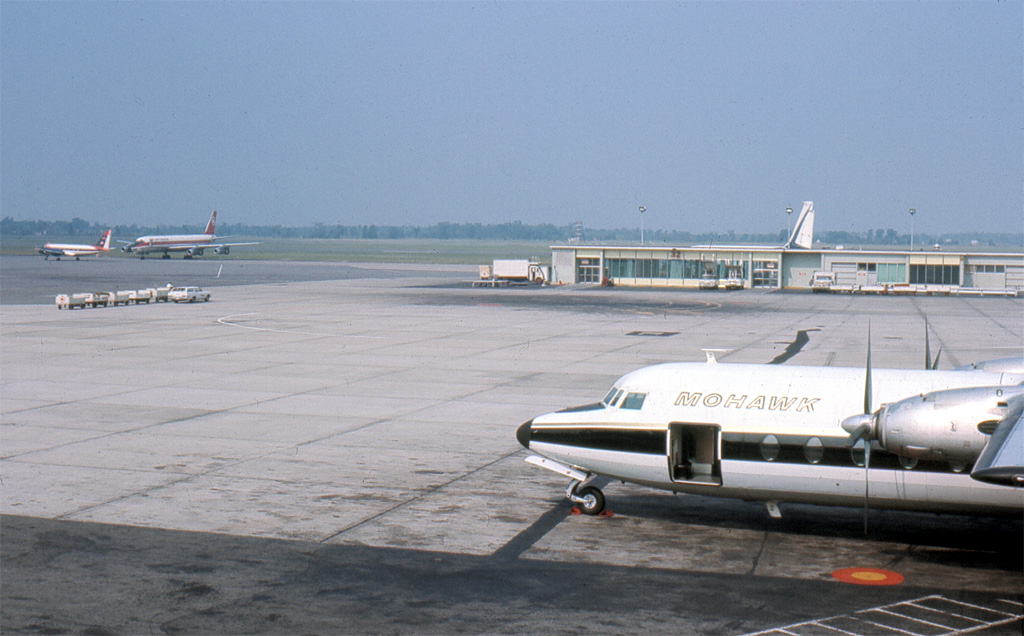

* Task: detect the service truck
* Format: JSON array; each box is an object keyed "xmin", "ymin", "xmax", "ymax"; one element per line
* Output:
[
  {"xmin": 475, "ymin": 260, "xmax": 548, "ymax": 286},
  {"xmin": 722, "ymin": 265, "xmax": 744, "ymax": 290},
  {"xmin": 811, "ymin": 271, "xmax": 836, "ymax": 293}
]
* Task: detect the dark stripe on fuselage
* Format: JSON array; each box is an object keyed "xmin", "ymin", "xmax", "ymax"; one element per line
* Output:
[
  {"xmin": 529, "ymin": 427, "xmax": 665, "ymax": 454},
  {"xmin": 720, "ymin": 436, "xmax": 969, "ymax": 473},
  {"xmin": 527, "ymin": 426, "xmax": 973, "ymax": 475}
]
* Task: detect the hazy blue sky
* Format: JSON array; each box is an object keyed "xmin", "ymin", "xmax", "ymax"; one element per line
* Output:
[{"xmin": 2, "ymin": 1, "xmax": 1020, "ymax": 234}]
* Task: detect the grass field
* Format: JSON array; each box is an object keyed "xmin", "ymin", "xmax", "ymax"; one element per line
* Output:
[
  {"xmin": 1, "ymin": 236, "xmax": 555, "ymax": 264},
  {"xmin": 8, "ymin": 235, "xmax": 1020, "ymax": 262}
]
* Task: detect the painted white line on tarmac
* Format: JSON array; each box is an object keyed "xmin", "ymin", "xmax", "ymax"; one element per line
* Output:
[{"xmin": 216, "ymin": 313, "xmax": 385, "ymax": 338}]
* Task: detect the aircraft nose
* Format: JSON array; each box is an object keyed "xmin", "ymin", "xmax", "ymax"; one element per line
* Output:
[{"xmin": 516, "ymin": 419, "xmax": 533, "ymax": 449}]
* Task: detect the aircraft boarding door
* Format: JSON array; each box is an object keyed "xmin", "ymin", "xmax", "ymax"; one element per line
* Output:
[{"xmin": 668, "ymin": 423, "xmax": 722, "ymax": 485}]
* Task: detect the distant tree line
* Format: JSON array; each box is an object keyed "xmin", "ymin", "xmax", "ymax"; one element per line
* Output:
[{"xmin": 2, "ymin": 216, "xmax": 1020, "ymax": 248}]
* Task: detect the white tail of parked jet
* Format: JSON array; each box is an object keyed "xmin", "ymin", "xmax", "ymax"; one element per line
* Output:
[
  {"xmin": 690, "ymin": 200, "xmax": 816, "ymax": 251},
  {"xmin": 784, "ymin": 201, "xmax": 815, "ymax": 249}
]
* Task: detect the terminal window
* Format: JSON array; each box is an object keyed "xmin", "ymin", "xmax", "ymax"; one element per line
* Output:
[
  {"xmin": 970, "ymin": 265, "xmax": 1004, "ymax": 274},
  {"xmin": 605, "ymin": 258, "xmax": 708, "ymax": 280},
  {"xmin": 752, "ymin": 261, "xmax": 779, "ymax": 288},
  {"xmin": 910, "ymin": 264, "xmax": 959, "ymax": 285},
  {"xmin": 876, "ymin": 263, "xmax": 906, "ymax": 283},
  {"xmin": 576, "ymin": 258, "xmax": 602, "ymax": 283}
]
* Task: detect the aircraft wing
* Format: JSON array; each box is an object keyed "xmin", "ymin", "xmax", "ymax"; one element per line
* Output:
[
  {"xmin": 971, "ymin": 394, "xmax": 1024, "ymax": 487},
  {"xmin": 158, "ymin": 243, "xmax": 202, "ymax": 252},
  {"xmin": 205, "ymin": 242, "xmax": 260, "ymax": 254},
  {"xmin": 141, "ymin": 241, "xmax": 259, "ymax": 252}
]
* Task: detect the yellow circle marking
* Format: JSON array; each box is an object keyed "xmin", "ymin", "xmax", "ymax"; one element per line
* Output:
[
  {"xmin": 832, "ymin": 567, "xmax": 904, "ymax": 586},
  {"xmin": 851, "ymin": 571, "xmax": 888, "ymax": 582}
]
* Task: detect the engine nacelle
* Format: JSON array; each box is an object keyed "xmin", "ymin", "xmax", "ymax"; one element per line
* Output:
[
  {"xmin": 214, "ymin": 246, "xmax": 229, "ymax": 255},
  {"xmin": 954, "ymin": 357, "xmax": 1024, "ymax": 374},
  {"xmin": 187, "ymin": 247, "xmax": 204, "ymax": 257},
  {"xmin": 876, "ymin": 386, "xmax": 1022, "ymax": 462}
]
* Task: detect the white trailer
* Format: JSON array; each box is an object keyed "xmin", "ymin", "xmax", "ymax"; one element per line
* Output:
[
  {"xmin": 475, "ymin": 260, "xmax": 548, "ymax": 287},
  {"xmin": 92, "ymin": 292, "xmax": 114, "ymax": 307},
  {"xmin": 55, "ymin": 293, "xmax": 92, "ymax": 310},
  {"xmin": 492, "ymin": 260, "xmax": 547, "ymax": 283}
]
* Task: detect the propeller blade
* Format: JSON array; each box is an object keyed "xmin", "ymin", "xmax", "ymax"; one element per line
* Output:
[
  {"xmin": 925, "ymin": 319, "xmax": 941, "ymax": 370},
  {"xmin": 925, "ymin": 319, "xmax": 932, "ymax": 371},
  {"xmin": 863, "ymin": 442, "xmax": 871, "ymax": 536},
  {"xmin": 861, "ymin": 322, "xmax": 873, "ymax": 536},
  {"xmin": 864, "ymin": 322, "xmax": 872, "ymax": 415}
]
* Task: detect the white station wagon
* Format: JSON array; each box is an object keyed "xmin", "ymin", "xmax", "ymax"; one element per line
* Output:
[{"xmin": 168, "ymin": 286, "xmax": 211, "ymax": 303}]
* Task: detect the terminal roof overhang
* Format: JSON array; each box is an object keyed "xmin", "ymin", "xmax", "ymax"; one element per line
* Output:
[{"xmin": 550, "ymin": 245, "xmax": 1024, "ymax": 259}]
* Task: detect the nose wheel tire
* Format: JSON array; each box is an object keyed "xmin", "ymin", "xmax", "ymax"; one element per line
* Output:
[{"xmin": 576, "ymin": 486, "xmax": 606, "ymax": 516}]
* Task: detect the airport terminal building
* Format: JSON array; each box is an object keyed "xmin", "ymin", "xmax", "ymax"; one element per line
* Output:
[{"xmin": 549, "ymin": 244, "xmax": 1024, "ymax": 294}]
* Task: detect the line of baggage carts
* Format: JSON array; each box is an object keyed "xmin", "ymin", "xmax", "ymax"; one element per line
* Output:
[{"xmin": 56, "ymin": 285, "xmax": 183, "ymax": 309}]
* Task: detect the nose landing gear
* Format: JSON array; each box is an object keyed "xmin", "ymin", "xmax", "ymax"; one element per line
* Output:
[{"xmin": 567, "ymin": 480, "xmax": 606, "ymax": 516}]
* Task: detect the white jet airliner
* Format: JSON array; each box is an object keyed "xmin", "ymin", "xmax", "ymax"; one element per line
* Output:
[
  {"xmin": 38, "ymin": 229, "xmax": 112, "ymax": 260},
  {"xmin": 122, "ymin": 211, "xmax": 258, "ymax": 259},
  {"xmin": 518, "ymin": 338, "xmax": 1024, "ymax": 518}
]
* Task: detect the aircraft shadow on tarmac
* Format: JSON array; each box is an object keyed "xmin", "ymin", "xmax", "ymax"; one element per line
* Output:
[
  {"xmin": 412, "ymin": 287, "xmax": 738, "ymax": 316},
  {"xmin": 587, "ymin": 490, "xmax": 1023, "ymax": 573}
]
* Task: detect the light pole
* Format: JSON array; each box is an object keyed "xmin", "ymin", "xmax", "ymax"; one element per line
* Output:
[
  {"xmin": 639, "ymin": 206, "xmax": 645, "ymax": 246},
  {"xmin": 786, "ymin": 206, "xmax": 793, "ymax": 242},
  {"xmin": 909, "ymin": 208, "xmax": 916, "ymax": 251}
]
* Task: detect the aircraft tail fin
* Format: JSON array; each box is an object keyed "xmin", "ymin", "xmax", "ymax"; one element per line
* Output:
[
  {"xmin": 97, "ymin": 229, "xmax": 112, "ymax": 250},
  {"xmin": 205, "ymin": 211, "xmax": 217, "ymax": 235},
  {"xmin": 785, "ymin": 201, "xmax": 815, "ymax": 249}
]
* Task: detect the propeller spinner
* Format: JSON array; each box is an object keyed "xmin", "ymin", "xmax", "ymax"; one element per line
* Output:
[{"xmin": 841, "ymin": 413, "xmax": 875, "ymax": 446}]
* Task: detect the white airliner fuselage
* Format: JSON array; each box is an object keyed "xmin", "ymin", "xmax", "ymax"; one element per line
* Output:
[
  {"xmin": 38, "ymin": 230, "xmax": 112, "ymax": 260},
  {"xmin": 518, "ymin": 362, "xmax": 1024, "ymax": 516},
  {"xmin": 122, "ymin": 211, "xmax": 257, "ymax": 258}
]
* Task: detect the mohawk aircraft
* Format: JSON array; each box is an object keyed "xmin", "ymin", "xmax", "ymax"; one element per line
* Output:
[
  {"xmin": 517, "ymin": 335, "xmax": 1024, "ymax": 518},
  {"xmin": 121, "ymin": 211, "xmax": 258, "ymax": 259},
  {"xmin": 38, "ymin": 229, "xmax": 112, "ymax": 260}
]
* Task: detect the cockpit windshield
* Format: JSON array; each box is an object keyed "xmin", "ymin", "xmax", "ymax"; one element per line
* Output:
[
  {"xmin": 620, "ymin": 392, "xmax": 647, "ymax": 410},
  {"xmin": 603, "ymin": 387, "xmax": 646, "ymax": 409},
  {"xmin": 603, "ymin": 387, "xmax": 624, "ymax": 407}
]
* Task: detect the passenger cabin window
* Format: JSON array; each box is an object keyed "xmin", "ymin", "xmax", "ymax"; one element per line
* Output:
[{"xmin": 620, "ymin": 392, "xmax": 647, "ymax": 410}]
